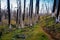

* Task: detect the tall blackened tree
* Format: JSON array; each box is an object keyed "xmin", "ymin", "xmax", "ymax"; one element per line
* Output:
[
  {"xmin": 0, "ymin": 0, "xmax": 1, "ymax": 23},
  {"xmin": 23, "ymin": 0, "xmax": 26, "ymax": 21},
  {"xmin": 36, "ymin": 0, "xmax": 39, "ymax": 14},
  {"xmin": 56, "ymin": 0, "xmax": 60, "ymax": 23},
  {"xmin": 30, "ymin": 0, "xmax": 33, "ymax": 18},
  {"xmin": 16, "ymin": 0, "xmax": 19, "ymax": 26},
  {"xmin": 52, "ymin": 0, "xmax": 56, "ymax": 13},
  {"xmin": 35, "ymin": 0, "xmax": 40, "ymax": 23},
  {"xmin": 7, "ymin": 0, "xmax": 11, "ymax": 27},
  {"xmin": 29, "ymin": 0, "xmax": 33, "ymax": 26},
  {"xmin": 52, "ymin": 0, "xmax": 56, "ymax": 17}
]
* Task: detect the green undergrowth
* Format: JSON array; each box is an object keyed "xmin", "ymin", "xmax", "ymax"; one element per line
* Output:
[
  {"xmin": 1, "ymin": 15, "xmax": 60, "ymax": 40},
  {"xmin": 0, "ymin": 23, "xmax": 49, "ymax": 40}
]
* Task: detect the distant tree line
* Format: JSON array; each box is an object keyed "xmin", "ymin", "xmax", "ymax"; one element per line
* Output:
[{"xmin": 0, "ymin": 0, "xmax": 60, "ymax": 28}]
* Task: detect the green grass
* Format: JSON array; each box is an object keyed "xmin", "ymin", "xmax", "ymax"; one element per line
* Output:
[
  {"xmin": 22, "ymin": 23, "xmax": 49, "ymax": 40},
  {"xmin": 1, "ymin": 15, "xmax": 60, "ymax": 40},
  {"xmin": 0, "ymin": 23, "xmax": 49, "ymax": 40}
]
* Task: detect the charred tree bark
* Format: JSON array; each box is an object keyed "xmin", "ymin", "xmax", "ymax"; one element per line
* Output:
[
  {"xmin": 56, "ymin": 0, "xmax": 60, "ymax": 19},
  {"xmin": 29, "ymin": 0, "xmax": 33, "ymax": 26},
  {"xmin": 16, "ymin": 9, "xmax": 18, "ymax": 25},
  {"xmin": 16, "ymin": 0, "xmax": 19, "ymax": 27},
  {"xmin": 56, "ymin": 0, "xmax": 60, "ymax": 23},
  {"xmin": 7, "ymin": 0, "xmax": 11, "ymax": 26},
  {"xmin": 52, "ymin": 0, "xmax": 56, "ymax": 17},
  {"xmin": 30, "ymin": 0, "xmax": 33, "ymax": 18},
  {"xmin": 36, "ymin": 0, "xmax": 39, "ymax": 14},
  {"xmin": 0, "ymin": 0, "xmax": 1, "ymax": 23},
  {"xmin": 52, "ymin": 0, "xmax": 56, "ymax": 13},
  {"xmin": 23, "ymin": 0, "xmax": 26, "ymax": 21},
  {"xmin": 35, "ymin": 0, "xmax": 40, "ymax": 23}
]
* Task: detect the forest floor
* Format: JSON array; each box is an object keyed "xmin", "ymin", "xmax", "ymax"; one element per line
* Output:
[
  {"xmin": 0, "ymin": 15, "xmax": 60, "ymax": 40},
  {"xmin": 40, "ymin": 15, "xmax": 60, "ymax": 40}
]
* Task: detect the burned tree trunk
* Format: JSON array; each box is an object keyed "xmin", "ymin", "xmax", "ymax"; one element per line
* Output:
[
  {"xmin": 22, "ymin": 0, "xmax": 26, "ymax": 26},
  {"xmin": 52, "ymin": 0, "xmax": 56, "ymax": 17},
  {"xmin": 0, "ymin": 0, "xmax": 1, "ymax": 24},
  {"xmin": 36, "ymin": 0, "xmax": 39, "ymax": 15},
  {"xmin": 56, "ymin": 0, "xmax": 60, "ymax": 23},
  {"xmin": 29, "ymin": 0, "xmax": 33, "ymax": 27},
  {"xmin": 35, "ymin": 0, "xmax": 40, "ymax": 23},
  {"xmin": 52, "ymin": 0, "xmax": 56, "ymax": 13},
  {"xmin": 16, "ymin": 9, "xmax": 18, "ymax": 25},
  {"xmin": 16, "ymin": 0, "xmax": 19, "ymax": 27},
  {"xmin": 7, "ymin": 0, "xmax": 11, "ymax": 28},
  {"xmin": 23, "ymin": 0, "xmax": 26, "ymax": 21},
  {"xmin": 30, "ymin": 0, "xmax": 33, "ymax": 18}
]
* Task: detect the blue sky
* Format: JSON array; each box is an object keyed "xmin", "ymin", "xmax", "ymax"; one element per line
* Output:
[{"xmin": 1, "ymin": 0, "xmax": 54, "ymax": 13}]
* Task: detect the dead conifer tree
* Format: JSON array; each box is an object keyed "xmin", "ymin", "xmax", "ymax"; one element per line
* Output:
[
  {"xmin": 7, "ymin": 0, "xmax": 11, "ymax": 28},
  {"xmin": 29, "ymin": 0, "xmax": 33, "ymax": 27},
  {"xmin": 0, "ymin": 0, "xmax": 1, "ymax": 24},
  {"xmin": 35, "ymin": 0, "xmax": 40, "ymax": 23}
]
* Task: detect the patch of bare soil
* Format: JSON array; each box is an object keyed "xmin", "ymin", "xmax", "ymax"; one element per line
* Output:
[{"xmin": 43, "ymin": 26, "xmax": 60, "ymax": 40}]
